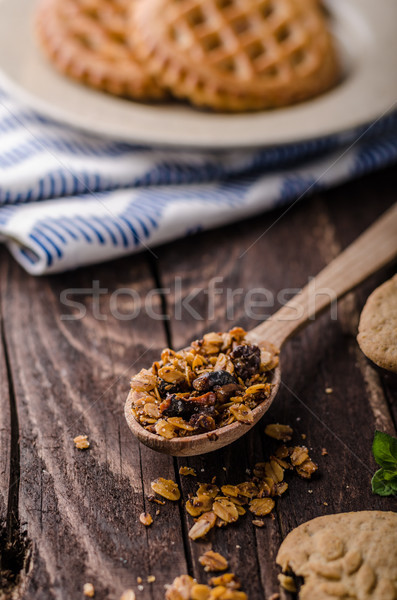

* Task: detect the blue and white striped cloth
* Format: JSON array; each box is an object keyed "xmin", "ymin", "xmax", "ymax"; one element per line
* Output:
[{"xmin": 0, "ymin": 86, "xmax": 396, "ymax": 275}]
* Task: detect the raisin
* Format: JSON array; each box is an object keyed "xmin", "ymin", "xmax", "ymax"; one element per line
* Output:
[
  {"xmin": 189, "ymin": 414, "xmax": 216, "ymax": 431},
  {"xmin": 214, "ymin": 382, "xmax": 244, "ymax": 403},
  {"xmin": 159, "ymin": 395, "xmax": 187, "ymax": 417},
  {"xmin": 160, "ymin": 392, "xmax": 216, "ymax": 418},
  {"xmin": 158, "ymin": 378, "xmax": 188, "ymax": 398},
  {"xmin": 230, "ymin": 344, "xmax": 260, "ymax": 379},
  {"xmin": 193, "ymin": 370, "xmax": 237, "ymax": 392}
]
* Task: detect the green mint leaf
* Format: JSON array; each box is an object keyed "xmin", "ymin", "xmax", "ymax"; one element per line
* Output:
[
  {"xmin": 372, "ymin": 430, "xmax": 397, "ymax": 469},
  {"xmin": 371, "ymin": 468, "xmax": 397, "ymax": 496}
]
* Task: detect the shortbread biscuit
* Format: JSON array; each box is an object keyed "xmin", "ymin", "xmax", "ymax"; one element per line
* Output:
[
  {"xmin": 130, "ymin": 0, "xmax": 340, "ymax": 111},
  {"xmin": 357, "ymin": 275, "xmax": 397, "ymax": 373},
  {"xmin": 276, "ymin": 511, "xmax": 397, "ymax": 600},
  {"xmin": 36, "ymin": 0, "xmax": 164, "ymax": 99}
]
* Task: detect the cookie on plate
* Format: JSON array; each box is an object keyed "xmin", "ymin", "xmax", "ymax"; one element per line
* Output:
[
  {"xmin": 276, "ymin": 511, "xmax": 397, "ymax": 600},
  {"xmin": 357, "ymin": 274, "xmax": 397, "ymax": 373},
  {"xmin": 129, "ymin": 0, "xmax": 340, "ymax": 111},
  {"xmin": 35, "ymin": 0, "xmax": 165, "ymax": 99}
]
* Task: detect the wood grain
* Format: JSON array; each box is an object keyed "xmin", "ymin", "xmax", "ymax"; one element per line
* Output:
[
  {"xmin": 0, "ymin": 167, "xmax": 396, "ymax": 600},
  {"xmin": 0, "ymin": 253, "xmax": 187, "ymax": 599}
]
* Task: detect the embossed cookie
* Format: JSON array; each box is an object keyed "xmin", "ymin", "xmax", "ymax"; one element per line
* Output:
[
  {"xmin": 130, "ymin": 0, "xmax": 340, "ymax": 111},
  {"xmin": 35, "ymin": 0, "xmax": 164, "ymax": 99},
  {"xmin": 357, "ymin": 275, "xmax": 397, "ymax": 373},
  {"xmin": 276, "ymin": 511, "xmax": 397, "ymax": 600}
]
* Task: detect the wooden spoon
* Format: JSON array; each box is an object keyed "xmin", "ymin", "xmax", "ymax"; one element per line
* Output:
[{"xmin": 125, "ymin": 204, "xmax": 397, "ymax": 456}]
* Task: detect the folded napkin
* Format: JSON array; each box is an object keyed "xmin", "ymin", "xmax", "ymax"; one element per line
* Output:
[{"xmin": 0, "ymin": 86, "xmax": 396, "ymax": 275}]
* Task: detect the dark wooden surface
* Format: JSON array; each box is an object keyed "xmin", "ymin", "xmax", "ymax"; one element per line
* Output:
[{"xmin": 0, "ymin": 167, "xmax": 396, "ymax": 600}]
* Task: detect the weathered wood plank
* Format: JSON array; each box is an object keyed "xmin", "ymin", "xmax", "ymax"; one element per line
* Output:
[
  {"xmin": 0, "ymin": 252, "xmax": 188, "ymax": 600},
  {"xmin": 0, "ymin": 249, "xmax": 12, "ymax": 588}
]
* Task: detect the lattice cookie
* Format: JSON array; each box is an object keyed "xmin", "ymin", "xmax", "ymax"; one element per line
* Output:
[
  {"xmin": 36, "ymin": 0, "xmax": 165, "ymax": 99},
  {"xmin": 130, "ymin": 0, "xmax": 340, "ymax": 111}
]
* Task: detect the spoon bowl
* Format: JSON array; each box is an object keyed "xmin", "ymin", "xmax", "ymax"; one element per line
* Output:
[
  {"xmin": 124, "ymin": 365, "xmax": 281, "ymax": 456},
  {"xmin": 124, "ymin": 204, "xmax": 397, "ymax": 456}
]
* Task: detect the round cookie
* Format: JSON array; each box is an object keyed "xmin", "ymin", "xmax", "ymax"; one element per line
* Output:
[
  {"xmin": 357, "ymin": 275, "xmax": 397, "ymax": 373},
  {"xmin": 129, "ymin": 0, "xmax": 340, "ymax": 112},
  {"xmin": 35, "ymin": 0, "xmax": 165, "ymax": 99},
  {"xmin": 276, "ymin": 511, "xmax": 397, "ymax": 600}
]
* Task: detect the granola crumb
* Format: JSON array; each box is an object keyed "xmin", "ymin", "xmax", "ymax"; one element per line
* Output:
[
  {"xmin": 325, "ymin": 387, "xmax": 333, "ymax": 394},
  {"xmin": 268, "ymin": 594, "xmax": 280, "ymax": 600},
  {"xmin": 147, "ymin": 494, "xmax": 165, "ymax": 505},
  {"xmin": 83, "ymin": 583, "xmax": 95, "ymax": 597},
  {"xmin": 308, "ymin": 489, "xmax": 313, "ymax": 494},
  {"xmin": 179, "ymin": 466, "xmax": 197, "ymax": 477},
  {"xmin": 137, "ymin": 585, "xmax": 143, "ymax": 592},
  {"xmin": 301, "ymin": 433, "xmax": 307, "ymax": 440},
  {"xmin": 278, "ymin": 573, "xmax": 297, "ymax": 593},
  {"xmin": 265, "ymin": 424, "xmax": 293, "ymax": 441},
  {"xmin": 199, "ymin": 550, "xmax": 228, "ymax": 572},
  {"xmin": 74, "ymin": 435, "xmax": 90, "ymax": 450},
  {"xmin": 236, "ymin": 545, "xmax": 241, "ymax": 549},
  {"xmin": 137, "ymin": 577, "xmax": 142, "ymax": 584},
  {"xmin": 139, "ymin": 512, "xmax": 153, "ymax": 526},
  {"xmin": 321, "ymin": 448, "xmax": 328, "ymax": 456},
  {"xmin": 155, "ymin": 509, "xmax": 160, "ymax": 516},
  {"xmin": 120, "ymin": 591, "xmax": 136, "ymax": 600},
  {"xmin": 147, "ymin": 576, "xmax": 156, "ymax": 583},
  {"xmin": 151, "ymin": 478, "xmax": 180, "ymax": 501},
  {"xmin": 323, "ymin": 502, "xmax": 329, "ymax": 506},
  {"xmin": 252, "ymin": 519, "xmax": 265, "ymax": 527}
]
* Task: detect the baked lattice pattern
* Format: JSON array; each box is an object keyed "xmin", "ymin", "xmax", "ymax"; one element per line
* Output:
[
  {"xmin": 131, "ymin": 0, "xmax": 339, "ymax": 110},
  {"xmin": 36, "ymin": 0, "xmax": 165, "ymax": 99}
]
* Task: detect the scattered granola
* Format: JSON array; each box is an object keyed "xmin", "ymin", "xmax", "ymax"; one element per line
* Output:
[
  {"xmin": 165, "ymin": 573, "xmax": 247, "ymax": 600},
  {"xmin": 184, "ymin": 438, "xmax": 317, "ymax": 540},
  {"xmin": 83, "ymin": 583, "xmax": 95, "ymax": 597},
  {"xmin": 189, "ymin": 512, "xmax": 217, "ymax": 540},
  {"xmin": 74, "ymin": 435, "xmax": 90, "ymax": 450},
  {"xmin": 139, "ymin": 512, "xmax": 153, "ymax": 526},
  {"xmin": 151, "ymin": 478, "xmax": 181, "ymax": 501},
  {"xmin": 147, "ymin": 576, "xmax": 156, "ymax": 583},
  {"xmin": 249, "ymin": 498, "xmax": 275, "ymax": 516},
  {"xmin": 120, "ymin": 591, "xmax": 136, "ymax": 600},
  {"xmin": 264, "ymin": 424, "xmax": 293, "ymax": 442},
  {"xmin": 325, "ymin": 387, "xmax": 333, "ymax": 394},
  {"xmin": 199, "ymin": 551, "xmax": 228, "ymax": 572},
  {"xmin": 321, "ymin": 448, "xmax": 328, "ymax": 456},
  {"xmin": 179, "ymin": 466, "xmax": 197, "ymax": 477},
  {"xmin": 252, "ymin": 520, "xmax": 265, "ymax": 528},
  {"xmin": 129, "ymin": 328, "xmax": 279, "ymax": 438},
  {"xmin": 147, "ymin": 494, "xmax": 165, "ymax": 505}
]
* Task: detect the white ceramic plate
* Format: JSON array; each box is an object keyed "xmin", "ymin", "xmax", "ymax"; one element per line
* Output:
[{"xmin": 0, "ymin": 0, "xmax": 396, "ymax": 148}]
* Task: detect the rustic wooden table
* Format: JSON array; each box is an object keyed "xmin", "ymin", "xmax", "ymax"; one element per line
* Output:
[{"xmin": 0, "ymin": 167, "xmax": 396, "ymax": 600}]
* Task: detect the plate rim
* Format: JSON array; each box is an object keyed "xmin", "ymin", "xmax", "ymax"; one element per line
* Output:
[{"xmin": 0, "ymin": 0, "xmax": 396, "ymax": 149}]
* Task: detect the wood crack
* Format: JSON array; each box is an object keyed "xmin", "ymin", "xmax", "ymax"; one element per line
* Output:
[
  {"xmin": 146, "ymin": 255, "xmax": 196, "ymax": 580},
  {"xmin": 0, "ymin": 322, "xmax": 31, "ymax": 595},
  {"xmin": 147, "ymin": 255, "xmax": 173, "ymax": 349}
]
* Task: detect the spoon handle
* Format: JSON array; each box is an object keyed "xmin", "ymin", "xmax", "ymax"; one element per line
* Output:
[{"xmin": 248, "ymin": 203, "xmax": 397, "ymax": 348}]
